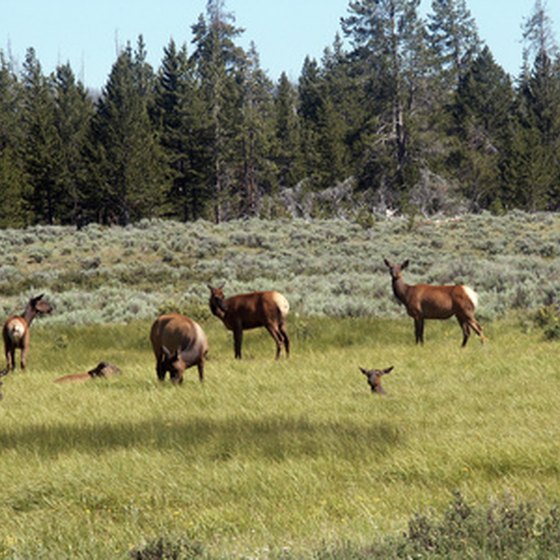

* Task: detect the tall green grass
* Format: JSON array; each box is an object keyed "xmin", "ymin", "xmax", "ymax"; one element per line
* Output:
[{"xmin": 0, "ymin": 316, "xmax": 558, "ymax": 558}]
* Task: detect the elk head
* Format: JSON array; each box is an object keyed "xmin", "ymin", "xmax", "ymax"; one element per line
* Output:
[
  {"xmin": 383, "ymin": 259, "xmax": 409, "ymax": 281},
  {"xmin": 207, "ymin": 284, "xmax": 227, "ymax": 317},
  {"xmin": 359, "ymin": 366, "xmax": 394, "ymax": 395},
  {"xmin": 161, "ymin": 346, "xmax": 187, "ymax": 384},
  {"xmin": 31, "ymin": 294, "xmax": 54, "ymax": 316}
]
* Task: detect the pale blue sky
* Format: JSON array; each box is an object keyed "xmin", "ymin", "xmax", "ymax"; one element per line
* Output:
[{"xmin": 1, "ymin": 1, "xmax": 559, "ymax": 90}]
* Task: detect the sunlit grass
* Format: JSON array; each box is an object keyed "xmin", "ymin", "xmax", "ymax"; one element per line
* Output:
[{"xmin": 0, "ymin": 316, "xmax": 558, "ymax": 558}]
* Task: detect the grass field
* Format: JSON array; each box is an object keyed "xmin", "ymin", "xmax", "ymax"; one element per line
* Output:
[{"xmin": 0, "ymin": 314, "xmax": 559, "ymax": 558}]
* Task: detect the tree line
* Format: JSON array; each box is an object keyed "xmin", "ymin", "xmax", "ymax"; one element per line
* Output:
[{"xmin": 1, "ymin": 0, "xmax": 559, "ymax": 228}]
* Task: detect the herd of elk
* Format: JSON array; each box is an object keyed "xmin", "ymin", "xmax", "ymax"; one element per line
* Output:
[
  {"xmin": 150, "ymin": 312, "xmax": 208, "ymax": 384},
  {"xmin": 208, "ymin": 285, "xmax": 290, "ymax": 360},
  {"xmin": 2, "ymin": 294, "xmax": 53, "ymax": 372},
  {"xmin": 383, "ymin": 258, "xmax": 484, "ymax": 347},
  {"xmin": 1, "ymin": 257, "xmax": 486, "ymax": 396}
]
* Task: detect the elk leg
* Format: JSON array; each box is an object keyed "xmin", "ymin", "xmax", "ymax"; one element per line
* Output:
[
  {"xmin": 156, "ymin": 356, "xmax": 166, "ymax": 381},
  {"xmin": 414, "ymin": 318, "xmax": 424, "ymax": 344},
  {"xmin": 458, "ymin": 317, "xmax": 471, "ymax": 347},
  {"xmin": 197, "ymin": 360, "xmax": 204, "ymax": 383},
  {"xmin": 468, "ymin": 317, "xmax": 485, "ymax": 343},
  {"xmin": 266, "ymin": 325, "xmax": 283, "ymax": 360},
  {"xmin": 20, "ymin": 347, "xmax": 27, "ymax": 370},
  {"xmin": 5, "ymin": 347, "xmax": 14, "ymax": 371},
  {"xmin": 233, "ymin": 327, "xmax": 243, "ymax": 359},
  {"xmin": 279, "ymin": 324, "xmax": 290, "ymax": 357}
]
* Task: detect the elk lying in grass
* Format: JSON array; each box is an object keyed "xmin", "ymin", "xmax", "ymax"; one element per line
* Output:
[
  {"xmin": 54, "ymin": 362, "xmax": 122, "ymax": 383},
  {"xmin": 208, "ymin": 285, "xmax": 290, "ymax": 359},
  {"xmin": 384, "ymin": 259, "xmax": 484, "ymax": 347},
  {"xmin": 3, "ymin": 294, "xmax": 53, "ymax": 371},
  {"xmin": 150, "ymin": 313, "xmax": 208, "ymax": 384},
  {"xmin": 359, "ymin": 366, "xmax": 394, "ymax": 395}
]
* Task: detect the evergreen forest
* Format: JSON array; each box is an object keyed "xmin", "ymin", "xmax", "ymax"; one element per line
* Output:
[{"xmin": 1, "ymin": 0, "xmax": 560, "ymax": 228}]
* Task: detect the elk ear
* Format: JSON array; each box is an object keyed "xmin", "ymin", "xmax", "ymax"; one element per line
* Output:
[
  {"xmin": 383, "ymin": 258, "xmax": 391, "ymax": 268},
  {"xmin": 207, "ymin": 284, "xmax": 214, "ymax": 292},
  {"xmin": 359, "ymin": 367, "xmax": 369, "ymax": 376},
  {"xmin": 32, "ymin": 293, "xmax": 45, "ymax": 304},
  {"xmin": 383, "ymin": 366, "xmax": 394, "ymax": 375},
  {"xmin": 401, "ymin": 260, "xmax": 409, "ymax": 270}
]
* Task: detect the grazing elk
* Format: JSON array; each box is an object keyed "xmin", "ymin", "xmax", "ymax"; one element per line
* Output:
[
  {"xmin": 54, "ymin": 362, "xmax": 122, "ymax": 383},
  {"xmin": 359, "ymin": 366, "xmax": 394, "ymax": 395},
  {"xmin": 150, "ymin": 313, "xmax": 208, "ymax": 384},
  {"xmin": 384, "ymin": 259, "xmax": 484, "ymax": 347},
  {"xmin": 208, "ymin": 285, "xmax": 290, "ymax": 359},
  {"xmin": 3, "ymin": 294, "xmax": 53, "ymax": 371}
]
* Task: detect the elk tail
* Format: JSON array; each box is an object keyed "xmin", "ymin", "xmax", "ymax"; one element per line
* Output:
[
  {"xmin": 463, "ymin": 286, "xmax": 479, "ymax": 309},
  {"xmin": 272, "ymin": 292, "xmax": 290, "ymax": 319}
]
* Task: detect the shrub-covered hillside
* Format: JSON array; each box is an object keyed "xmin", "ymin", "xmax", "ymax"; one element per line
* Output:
[{"xmin": 0, "ymin": 211, "xmax": 558, "ymax": 325}]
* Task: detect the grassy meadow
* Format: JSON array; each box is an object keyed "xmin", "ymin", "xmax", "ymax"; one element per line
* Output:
[{"xmin": 0, "ymin": 212, "xmax": 559, "ymax": 558}]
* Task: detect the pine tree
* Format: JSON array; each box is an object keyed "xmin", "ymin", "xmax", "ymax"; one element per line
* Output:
[
  {"xmin": 273, "ymin": 72, "xmax": 304, "ymax": 188},
  {"xmin": 0, "ymin": 53, "xmax": 28, "ymax": 227},
  {"xmin": 514, "ymin": 0, "xmax": 560, "ymax": 210},
  {"xmin": 451, "ymin": 47, "xmax": 515, "ymax": 210},
  {"xmin": 315, "ymin": 36, "xmax": 353, "ymax": 188},
  {"xmin": 341, "ymin": 0, "xmax": 428, "ymax": 202},
  {"xmin": 86, "ymin": 40, "xmax": 165, "ymax": 224},
  {"xmin": 428, "ymin": 0, "xmax": 481, "ymax": 92},
  {"xmin": 153, "ymin": 39, "xmax": 212, "ymax": 221},
  {"xmin": 52, "ymin": 63, "xmax": 94, "ymax": 225},
  {"xmin": 191, "ymin": 0, "xmax": 246, "ymax": 222},
  {"xmin": 20, "ymin": 48, "xmax": 61, "ymax": 224},
  {"xmin": 297, "ymin": 56, "xmax": 323, "ymax": 182},
  {"xmin": 235, "ymin": 43, "xmax": 276, "ymax": 217}
]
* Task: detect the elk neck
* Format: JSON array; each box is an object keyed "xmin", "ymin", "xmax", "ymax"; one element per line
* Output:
[
  {"xmin": 21, "ymin": 305, "xmax": 37, "ymax": 327},
  {"xmin": 210, "ymin": 298, "xmax": 227, "ymax": 320},
  {"xmin": 391, "ymin": 275, "xmax": 410, "ymax": 306}
]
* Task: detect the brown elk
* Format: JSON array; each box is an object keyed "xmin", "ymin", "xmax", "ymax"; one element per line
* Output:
[
  {"xmin": 150, "ymin": 313, "xmax": 208, "ymax": 384},
  {"xmin": 208, "ymin": 285, "xmax": 290, "ymax": 360},
  {"xmin": 3, "ymin": 294, "xmax": 53, "ymax": 371},
  {"xmin": 54, "ymin": 362, "xmax": 122, "ymax": 384},
  {"xmin": 384, "ymin": 259, "xmax": 484, "ymax": 347},
  {"xmin": 359, "ymin": 366, "xmax": 394, "ymax": 395}
]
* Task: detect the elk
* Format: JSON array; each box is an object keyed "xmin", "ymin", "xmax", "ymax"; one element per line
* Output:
[
  {"xmin": 384, "ymin": 259, "xmax": 484, "ymax": 347},
  {"xmin": 3, "ymin": 294, "xmax": 53, "ymax": 371},
  {"xmin": 54, "ymin": 362, "xmax": 122, "ymax": 383},
  {"xmin": 150, "ymin": 313, "xmax": 208, "ymax": 384},
  {"xmin": 359, "ymin": 366, "xmax": 394, "ymax": 395},
  {"xmin": 208, "ymin": 285, "xmax": 290, "ymax": 359}
]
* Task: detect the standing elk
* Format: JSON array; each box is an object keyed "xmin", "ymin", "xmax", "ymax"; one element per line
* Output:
[
  {"xmin": 208, "ymin": 285, "xmax": 290, "ymax": 359},
  {"xmin": 150, "ymin": 313, "xmax": 208, "ymax": 384},
  {"xmin": 384, "ymin": 259, "xmax": 484, "ymax": 347},
  {"xmin": 3, "ymin": 294, "xmax": 53, "ymax": 371},
  {"xmin": 359, "ymin": 366, "xmax": 394, "ymax": 395}
]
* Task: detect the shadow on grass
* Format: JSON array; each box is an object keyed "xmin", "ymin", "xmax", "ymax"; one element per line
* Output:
[{"xmin": 0, "ymin": 415, "xmax": 402, "ymax": 462}]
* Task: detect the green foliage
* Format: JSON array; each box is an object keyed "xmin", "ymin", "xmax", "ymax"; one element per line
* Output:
[
  {"xmin": 0, "ymin": 213, "xmax": 558, "ymax": 326},
  {"xmin": 306, "ymin": 493, "xmax": 560, "ymax": 559},
  {"xmin": 130, "ymin": 536, "xmax": 205, "ymax": 560},
  {"xmin": 534, "ymin": 304, "xmax": 560, "ymax": 340}
]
